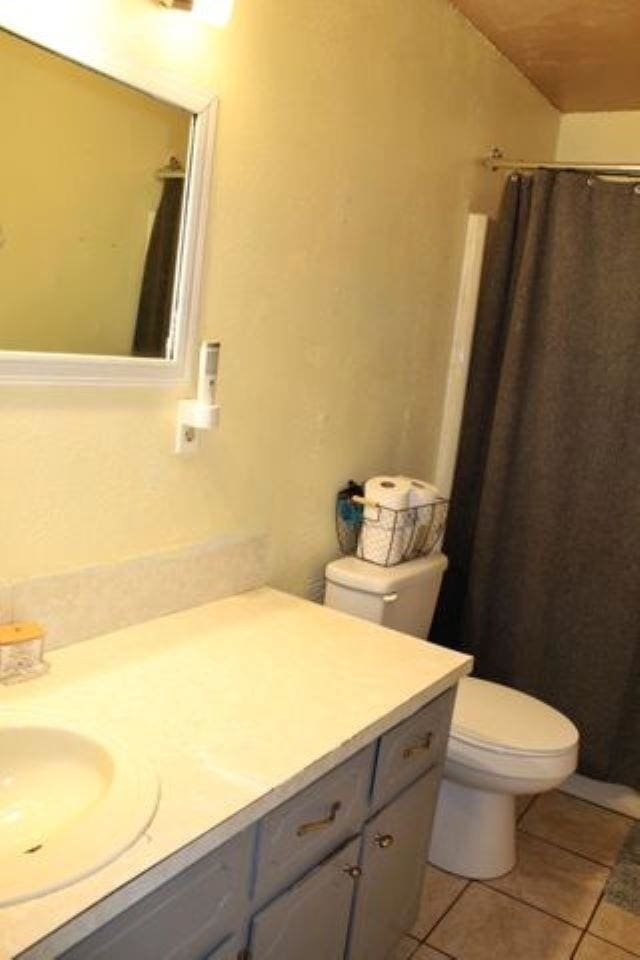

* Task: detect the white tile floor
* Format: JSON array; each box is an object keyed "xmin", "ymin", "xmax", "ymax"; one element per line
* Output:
[{"xmin": 394, "ymin": 791, "xmax": 638, "ymax": 960}]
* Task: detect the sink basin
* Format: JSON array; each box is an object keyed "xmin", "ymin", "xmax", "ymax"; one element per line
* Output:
[{"xmin": 0, "ymin": 712, "xmax": 159, "ymax": 906}]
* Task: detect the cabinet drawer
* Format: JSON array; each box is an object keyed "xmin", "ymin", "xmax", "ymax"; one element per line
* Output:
[
  {"xmin": 60, "ymin": 829, "xmax": 255, "ymax": 960},
  {"xmin": 348, "ymin": 767, "xmax": 442, "ymax": 960},
  {"xmin": 249, "ymin": 836, "xmax": 362, "ymax": 960},
  {"xmin": 371, "ymin": 687, "xmax": 455, "ymax": 810},
  {"xmin": 253, "ymin": 745, "xmax": 375, "ymax": 905}
]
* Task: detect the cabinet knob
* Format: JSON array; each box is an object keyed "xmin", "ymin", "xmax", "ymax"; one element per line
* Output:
[
  {"xmin": 374, "ymin": 833, "xmax": 395, "ymax": 849},
  {"xmin": 343, "ymin": 864, "xmax": 363, "ymax": 880}
]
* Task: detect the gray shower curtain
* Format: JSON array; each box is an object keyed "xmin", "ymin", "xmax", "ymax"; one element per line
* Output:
[{"xmin": 432, "ymin": 170, "xmax": 640, "ymax": 788}]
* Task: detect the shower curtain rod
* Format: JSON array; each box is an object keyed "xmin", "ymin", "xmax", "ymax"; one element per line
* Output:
[{"xmin": 485, "ymin": 149, "xmax": 640, "ymax": 177}]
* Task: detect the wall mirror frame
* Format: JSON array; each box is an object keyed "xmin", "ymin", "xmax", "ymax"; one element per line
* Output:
[{"xmin": 0, "ymin": 14, "xmax": 217, "ymax": 387}]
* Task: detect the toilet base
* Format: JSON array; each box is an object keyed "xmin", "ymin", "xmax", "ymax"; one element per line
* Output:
[{"xmin": 429, "ymin": 778, "xmax": 516, "ymax": 879}]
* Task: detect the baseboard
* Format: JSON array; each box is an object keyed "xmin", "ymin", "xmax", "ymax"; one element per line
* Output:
[{"xmin": 561, "ymin": 773, "xmax": 640, "ymax": 819}]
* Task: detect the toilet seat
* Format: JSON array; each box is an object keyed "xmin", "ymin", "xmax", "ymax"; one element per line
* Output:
[{"xmin": 448, "ymin": 677, "xmax": 579, "ymax": 780}]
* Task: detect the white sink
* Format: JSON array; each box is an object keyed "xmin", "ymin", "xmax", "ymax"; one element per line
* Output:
[{"xmin": 0, "ymin": 712, "xmax": 159, "ymax": 906}]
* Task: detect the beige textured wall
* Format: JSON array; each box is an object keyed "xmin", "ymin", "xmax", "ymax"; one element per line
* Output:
[
  {"xmin": 0, "ymin": 0, "xmax": 559, "ymax": 595},
  {"xmin": 0, "ymin": 29, "xmax": 190, "ymax": 356},
  {"xmin": 557, "ymin": 111, "xmax": 640, "ymax": 161}
]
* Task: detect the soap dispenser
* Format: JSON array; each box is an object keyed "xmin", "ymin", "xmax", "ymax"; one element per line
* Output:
[{"xmin": 0, "ymin": 622, "xmax": 49, "ymax": 684}]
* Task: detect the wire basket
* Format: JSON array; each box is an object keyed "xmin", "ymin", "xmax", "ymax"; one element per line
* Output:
[{"xmin": 336, "ymin": 493, "xmax": 449, "ymax": 567}]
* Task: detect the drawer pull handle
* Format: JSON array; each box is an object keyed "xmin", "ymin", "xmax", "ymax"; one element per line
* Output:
[
  {"xmin": 403, "ymin": 732, "xmax": 434, "ymax": 759},
  {"xmin": 375, "ymin": 833, "xmax": 395, "ymax": 849},
  {"xmin": 296, "ymin": 801, "xmax": 342, "ymax": 836},
  {"xmin": 343, "ymin": 864, "xmax": 363, "ymax": 880}
]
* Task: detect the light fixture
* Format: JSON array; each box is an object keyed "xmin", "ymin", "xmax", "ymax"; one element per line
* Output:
[{"xmin": 158, "ymin": 0, "xmax": 234, "ymax": 27}]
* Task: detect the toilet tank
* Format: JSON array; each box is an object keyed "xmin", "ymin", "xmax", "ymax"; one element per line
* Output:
[{"xmin": 324, "ymin": 553, "xmax": 448, "ymax": 638}]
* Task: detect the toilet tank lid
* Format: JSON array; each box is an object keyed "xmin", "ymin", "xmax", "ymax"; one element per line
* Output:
[
  {"xmin": 452, "ymin": 678, "xmax": 579, "ymax": 756},
  {"xmin": 325, "ymin": 553, "xmax": 448, "ymax": 596}
]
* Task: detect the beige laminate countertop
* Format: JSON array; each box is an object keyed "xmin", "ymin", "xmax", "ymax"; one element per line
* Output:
[{"xmin": 0, "ymin": 587, "xmax": 471, "ymax": 959}]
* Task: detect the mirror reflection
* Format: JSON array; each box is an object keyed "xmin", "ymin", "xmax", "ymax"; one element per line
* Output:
[{"xmin": 0, "ymin": 29, "xmax": 192, "ymax": 359}]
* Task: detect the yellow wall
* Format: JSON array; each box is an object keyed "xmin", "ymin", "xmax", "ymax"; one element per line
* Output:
[
  {"xmin": 0, "ymin": 29, "xmax": 190, "ymax": 356},
  {"xmin": 0, "ymin": 0, "xmax": 559, "ymax": 594},
  {"xmin": 557, "ymin": 111, "xmax": 640, "ymax": 162}
]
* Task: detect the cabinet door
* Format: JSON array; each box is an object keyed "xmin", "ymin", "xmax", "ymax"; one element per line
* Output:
[
  {"xmin": 248, "ymin": 836, "xmax": 361, "ymax": 960},
  {"xmin": 348, "ymin": 767, "xmax": 441, "ymax": 960},
  {"xmin": 59, "ymin": 830, "xmax": 254, "ymax": 960}
]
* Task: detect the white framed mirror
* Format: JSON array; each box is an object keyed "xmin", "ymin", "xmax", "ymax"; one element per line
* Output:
[{"xmin": 0, "ymin": 16, "xmax": 216, "ymax": 385}]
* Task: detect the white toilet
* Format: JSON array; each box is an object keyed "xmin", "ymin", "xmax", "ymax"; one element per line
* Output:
[{"xmin": 324, "ymin": 553, "xmax": 579, "ymax": 879}]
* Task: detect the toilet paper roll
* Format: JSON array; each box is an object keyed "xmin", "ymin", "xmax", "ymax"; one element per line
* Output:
[
  {"xmin": 358, "ymin": 476, "xmax": 411, "ymax": 565},
  {"xmin": 404, "ymin": 478, "xmax": 441, "ymax": 556},
  {"xmin": 407, "ymin": 479, "xmax": 440, "ymax": 507}
]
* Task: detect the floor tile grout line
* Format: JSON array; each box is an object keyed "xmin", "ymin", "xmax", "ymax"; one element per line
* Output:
[
  {"xmin": 474, "ymin": 881, "xmax": 589, "ymax": 932},
  {"xmin": 482, "ymin": 834, "xmax": 612, "ymax": 933},
  {"xmin": 570, "ymin": 889, "xmax": 606, "ymax": 959},
  {"xmin": 584, "ymin": 929, "xmax": 640, "ymax": 959},
  {"xmin": 570, "ymin": 930, "xmax": 587, "ymax": 959},
  {"xmin": 517, "ymin": 824, "xmax": 620, "ymax": 870},
  {"xmin": 419, "ymin": 940, "xmax": 456, "ymax": 960},
  {"xmin": 585, "ymin": 927, "xmax": 640, "ymax": 957},
  {"xmin": 419, "ymin": 878, "xmax": 472, "ymax": 945},
  {"xmin": 404, "ymin": 931, "xmax": 452, "ymax": 959},
  {"xmin": 557, "ymin": 789, "xmax": 638, "ymax": 824},
  {"xmin": 516, "ymin": 823, "xmax": 616, "ymax": 871},
  {"xmin": 516, "ymin": 795, "xmax": 537, "ymax": 824},
  {"xmin": 409, "ymin": 940, "xmax": 455, "ymax": 960}
]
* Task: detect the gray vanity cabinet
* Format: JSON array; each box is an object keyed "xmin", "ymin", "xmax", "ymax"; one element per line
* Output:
[
  {"xmin": 247, "ymin": 837, "xmax": 362, "ymax": 960},
  {"xmin": 49, "ymin": 684, "xmax": 458, "ymax": 960},
  {"xmin": 59, "ymin": 830, "xmax": 254, "ymax": 960},
  {"xmin": 347, "ymin": 767, "xmax": 443, "ymax": 960}
]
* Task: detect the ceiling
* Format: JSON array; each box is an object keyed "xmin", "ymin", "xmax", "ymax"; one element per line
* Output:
[{"xmin": 452, "ymin": 0, "xmax": 640, "ymax": 112}]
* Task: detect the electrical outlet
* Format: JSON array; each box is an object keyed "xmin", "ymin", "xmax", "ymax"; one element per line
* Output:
[{"xmin": 175, "ymin": 422, "xmax": 199, "ymax": 455}]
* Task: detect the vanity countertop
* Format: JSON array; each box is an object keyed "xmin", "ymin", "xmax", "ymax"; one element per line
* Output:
[{"xmin": 0, "ymin": 586, "xmax": 471, "ymax": 959}]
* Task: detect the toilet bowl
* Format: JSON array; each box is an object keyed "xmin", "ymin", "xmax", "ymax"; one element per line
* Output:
[
  {"xmin": 429, "ymin": 676, "xmax": 578, "ymax": 878},
  {"xmin": 324, "ymin": 553, "xmax": 579, "ymax": 879}
]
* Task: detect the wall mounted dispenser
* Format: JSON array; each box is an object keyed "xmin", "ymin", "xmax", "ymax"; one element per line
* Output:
[{"xmin": 175, "ymin": 341, "xmax": 221, "ymax": 454}]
